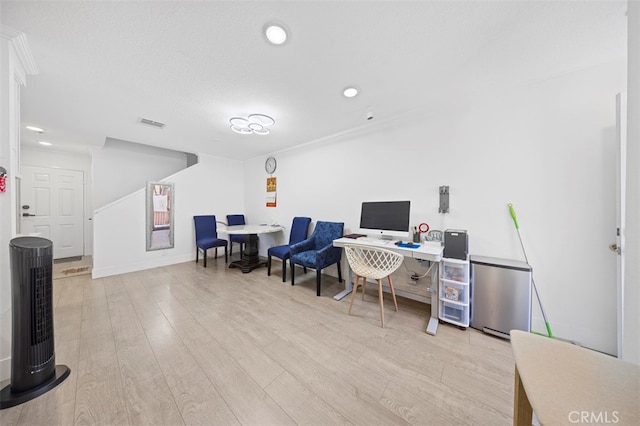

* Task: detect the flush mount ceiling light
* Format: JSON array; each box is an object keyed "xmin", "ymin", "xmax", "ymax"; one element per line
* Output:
[
  {"xmin": 26, "ymin": 125, "xmax": 45, "ymax": 133},
  {"xmin": 264, "ymin": 23, "xmax": 288, "ymax": 45},
  {"xmin": 343, "ymin": 87, "xmax": 359, "ymax": 98},
  {"xmin": 38, "ymin": 141, "xmax": 52, "ymax": 146},
  {"xmin": 229, "ymin": 114, "xmax": 275, "ymax": 135}
]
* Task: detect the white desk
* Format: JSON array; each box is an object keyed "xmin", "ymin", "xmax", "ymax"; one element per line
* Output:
[
  {"xmin": 333, "ymin": 237, "xmax": 443, "ymax": 335},
  {"xmin": 220, "ymin": 225, "xmax": 284, "ymax": 273}
]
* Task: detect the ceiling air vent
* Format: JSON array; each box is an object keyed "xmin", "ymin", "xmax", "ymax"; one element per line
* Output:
[{"xmin": 137, "ymin": 117, "xmax": 166, "ymax": 129}]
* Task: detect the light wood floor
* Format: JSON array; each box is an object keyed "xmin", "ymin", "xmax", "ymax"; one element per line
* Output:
[{"xmin": 0, "ymin": 257, "xmax": 515, "ymax": 425}]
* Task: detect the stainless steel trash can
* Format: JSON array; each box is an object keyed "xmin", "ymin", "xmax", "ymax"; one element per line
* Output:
[{"xmin": 470, "ymin": 255, "xmax": 532, "ymax": 340}]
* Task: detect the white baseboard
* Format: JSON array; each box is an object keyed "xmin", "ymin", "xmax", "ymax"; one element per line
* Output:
[
  {"xmin": 0, "ymin": 356, "xmax": 10, "ymax": 383},
  {"xmin": 92, "ymin": 254, "xmax": 194, "ymax": 279}
]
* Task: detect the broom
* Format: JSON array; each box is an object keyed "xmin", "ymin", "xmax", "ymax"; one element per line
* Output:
[{"xmin": 508, "ymin": 203, "xmax": 554, "ymax": 338}]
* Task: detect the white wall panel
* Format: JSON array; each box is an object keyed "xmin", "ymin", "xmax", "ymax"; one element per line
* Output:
[
  {"xmin": 92, "ymin": 138, "xmax": 190, "ymax": 209},
  {"xmin": 92, "ymin": 153, "xmax": 244, "ymax": 278},
  {"xmin": 623, "ymin": 0, "xmax": 640, "ymax": 364},
  {"xmin": 244, "ymin": 60, "xmax": 625, "ymax": 355}
]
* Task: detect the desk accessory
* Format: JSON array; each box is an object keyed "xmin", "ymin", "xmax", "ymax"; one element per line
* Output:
[
  {"xmin": 443, "ymin": 230, "xmax": 467, "ymax": 260},
  {"xmin": 343, "ymin": 233, "xmax": 366, "ymax": 239},
  {"xmin": 397, "ymin": 242, "xmax": 420, "ymax": 249},
  {"xmin": 414, "ymin": 223, "xmax": 430, "ymax": 242},
  {"xmin": 426, "ymin": 229, "xmax": 443, "ymax": 242}
]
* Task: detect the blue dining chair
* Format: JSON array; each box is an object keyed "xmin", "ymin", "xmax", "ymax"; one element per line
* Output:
[
  {"xmin": 193, "ymin": 215, "xmax": 228, "ymax": 267},
  {"xmin": 226, "ymin": 214, "xmax": 246, "ymax": 258},
  {"xmin": 290, "ymin": 221, "xmax": 344, "ymax": 296},
  {"xmin": 267, "ymin": 216, "xmax": 312, "ymax": 282}
]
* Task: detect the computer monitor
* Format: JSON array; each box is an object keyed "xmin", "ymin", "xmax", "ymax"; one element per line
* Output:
[{"xmin": 359, "ymin": 200, "xmax": 411, "ymax": 239}]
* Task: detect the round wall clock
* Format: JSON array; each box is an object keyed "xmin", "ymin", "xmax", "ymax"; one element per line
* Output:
[{"xmin": 265, "ymin": 156, "xmax": 277, "ymax": 174}]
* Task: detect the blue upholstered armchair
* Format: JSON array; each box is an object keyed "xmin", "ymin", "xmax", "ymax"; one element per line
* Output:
[
  {"xmin": 193, "ymin": 215, "xmax": 228, "ymax": 267},
  {"xmin": 226, "ymin": 214, "xmax": 246, "ymax": 258},
  {"xmin": 267, "ymin": 216, "xmax": 311, "ymax": 282},
  {"xmin": 290, "ymin": 221, "xmax": 344, "ymax": 296}
]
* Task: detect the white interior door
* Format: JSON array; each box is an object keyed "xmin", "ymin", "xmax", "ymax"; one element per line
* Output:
[
  {"xmin": 20, "ymin": 166, "xmax": 84, "ymax": 259},
  {"xmin": 615, "ymin": 92, "xmax": 627, "ymax": 359}
]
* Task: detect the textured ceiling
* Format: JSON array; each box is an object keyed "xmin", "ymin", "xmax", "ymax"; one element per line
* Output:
[{"xmin": 1, "ymin": 1, "xmax": 628, "ymax": 160}]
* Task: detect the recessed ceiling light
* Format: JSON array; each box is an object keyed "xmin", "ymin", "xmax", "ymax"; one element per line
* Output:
[
  {"xmin": 38, "ymin": 141, "xmax": 52, "ymax": 146},
  {"xmin": 26, "ymin": 125, "xmax": 45, "ymax": 133},
  {"xmin": 343, "ymin": 87, "xmax": 358, "ymax": 98},
  {"xmin": 265, "ymin": 24, "xmax": 288, "ymax": 45}
]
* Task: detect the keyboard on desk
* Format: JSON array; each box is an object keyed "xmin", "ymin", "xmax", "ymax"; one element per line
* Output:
[{"xmin": 356, "ymin": 237, "xmax": 394, "ymax": 245}]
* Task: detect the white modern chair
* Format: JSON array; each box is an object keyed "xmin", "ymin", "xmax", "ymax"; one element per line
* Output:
[{"xmin": 344, "ymin": 244, "xmax": 404, "ymax": 328}]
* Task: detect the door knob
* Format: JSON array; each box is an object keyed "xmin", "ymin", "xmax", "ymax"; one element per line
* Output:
[
  {"xmin": 22, "ymin": 213, "xmax": 36, "ymax": 217},
  {"xmin": 609, "ymin": 243, "xmax": 620, "ymax": 255}
]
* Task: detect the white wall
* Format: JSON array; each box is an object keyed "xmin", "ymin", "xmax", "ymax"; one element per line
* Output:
[
  {"xmin": 92, "ymin": 138, "xmax": 191, "ymax": 209},
  {"xmin": 0, "ymin": 36, "xmax": 14, "ymax": 384},
  {"xmin": 623, "ymin": 0, "xmax": 639, "ymax": 364},
  {"xmin": 244, "ymin": 60, "xmax": 625, "ymax": 355},
  {"xmin": 0, "ymin": 28, "xmax": 35, "ymax": 382},
  {"xmin": 92, "ymin": 153, "xmax": 244, "ymax": 278},
  {"xmin": 21, "ymin": 147, "xmax": 94, "ymax": 255}
]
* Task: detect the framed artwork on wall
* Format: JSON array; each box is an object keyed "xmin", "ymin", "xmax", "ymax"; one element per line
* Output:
[{"xmin": 266, "ymin": 177, "xmax": 277, "ymax": 207}]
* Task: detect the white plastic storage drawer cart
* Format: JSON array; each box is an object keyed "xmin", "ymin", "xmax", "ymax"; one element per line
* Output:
[{"xmin": 439, "ymin": 257, "xmax": 470, "ymax": 329}]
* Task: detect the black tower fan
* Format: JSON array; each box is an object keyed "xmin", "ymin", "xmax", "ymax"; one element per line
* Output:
[{"xmin": 0, "ymin": 237, "xmax": 70, "ymax": 409}]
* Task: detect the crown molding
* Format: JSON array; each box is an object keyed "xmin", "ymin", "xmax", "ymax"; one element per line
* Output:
[{"xmin": 1, "ymin": 25, "xmax": 38, "ymax": 75}]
